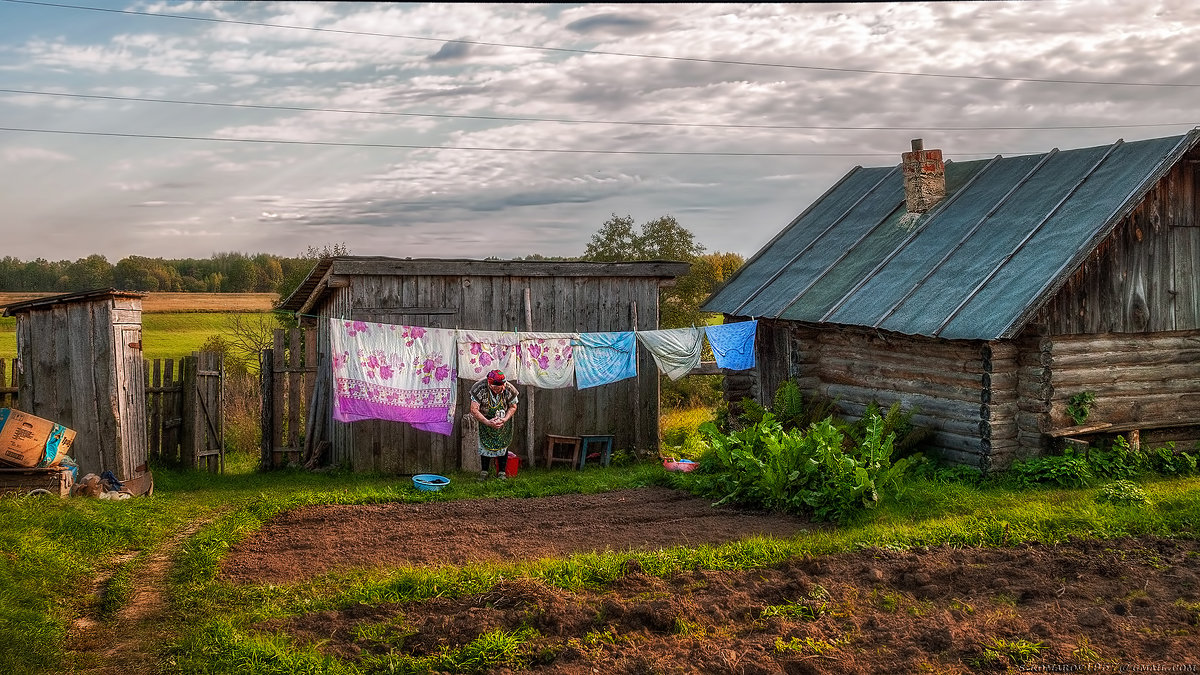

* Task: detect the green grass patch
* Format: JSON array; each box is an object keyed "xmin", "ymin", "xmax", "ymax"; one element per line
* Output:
[
  {"xmin": 0, "ymin": 311, "xmax": 278, "ymax": 362},
  {"xmin": 2, "ymin": 453, "xmax": 1199, "ymax": 674}
]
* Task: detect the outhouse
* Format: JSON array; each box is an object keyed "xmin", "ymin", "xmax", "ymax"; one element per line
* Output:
[{"xmin": 4, "ymin": 289, "xmax": 150, "ymax": 482}]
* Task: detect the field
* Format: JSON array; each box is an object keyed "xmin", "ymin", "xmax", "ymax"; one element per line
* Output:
[
  {"xmin": 0, "ymin": 292, "xmax": 280, "ymax": 362},
  {"xmin": 1, "ymin": 459, "xmax": 1196, "ymax": 675}
]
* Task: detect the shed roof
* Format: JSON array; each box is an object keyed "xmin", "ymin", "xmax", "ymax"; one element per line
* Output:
[
  {"xmin": 704, "ymin": 130, "xmax": 1200, "ymax": 340},
  {"xmin": 279, "ymin": 256, "xmax": 691, "ymax": 315},
  {"xmin": 2, "ymin": 288, "xmax": 146, "ymax": 317}
]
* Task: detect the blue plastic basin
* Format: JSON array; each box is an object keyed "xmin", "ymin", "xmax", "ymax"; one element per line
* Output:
[{"xmin": 412, "ymin": 474, "xmax": 450, "ymax": 491}]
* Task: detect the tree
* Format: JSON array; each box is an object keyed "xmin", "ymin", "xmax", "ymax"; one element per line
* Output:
[
  {"xmin": 584, "ymin": 214, "xmax": 704, "ymax": 262},
  {"xmin": 61, "ymin": 254, "xmax": 114, "ymax": 291}
]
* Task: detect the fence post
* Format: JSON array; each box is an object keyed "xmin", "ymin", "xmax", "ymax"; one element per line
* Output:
[
  {"xmin": 260, "ymin": 348, "xmax": 274, "ymax": 470},
  {"xmin": 179, "ymin": 355, "xmax": 197, "ymax": 468}
]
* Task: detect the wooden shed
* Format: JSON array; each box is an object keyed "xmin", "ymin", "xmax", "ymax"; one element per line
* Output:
[
  {"xmin": 704, "ymin": 132, "xmax": 1200, "ymax": 471},
  {"xmin": 3, "ymin": 289, "xmax": 150, "ymax": 482},
  {"xmin": 279, "ymin": 257, "xmax": 690, "ymax": 474}
]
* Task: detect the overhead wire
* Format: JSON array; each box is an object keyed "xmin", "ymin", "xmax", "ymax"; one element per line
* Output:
[
  {"xmin": 0, "ymin": 126, "xmax": 927, "ymax": 156},
  {"xmin": 5, "ymin": 0, "xmax": 1200, "ymax": 89},
  {"xmin": 2, "ymin": 88, "xmax": 1195, "ymax": 133}
]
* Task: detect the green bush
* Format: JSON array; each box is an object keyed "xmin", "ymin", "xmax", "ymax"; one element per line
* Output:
[
  {"xmin": 1005, "ymin": 450, "xmax": 1093, "ymax": 489},
  {"xmin": 1086, "ymin": 435, "xmax": 1143, "ymax": 480},
  {"xmin": 1095, "ymin": 480, "xmax": 1149, "ymax": 506},
  {"xmin": 683, "ymin": 410, "xmax": 912, "ymax": 524},
  {"xmin": 1145, "ymin": 442, "xmax": 1198, "ymax": 477}
]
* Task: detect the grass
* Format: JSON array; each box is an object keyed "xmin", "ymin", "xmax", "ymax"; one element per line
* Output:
[
  {"xmin": 0, "ymin": 311, "xmax": 284, "ymax": 363},
  {"xmin": 2, "ymin": 451, "xmax": 1197, "ymax": 674}
]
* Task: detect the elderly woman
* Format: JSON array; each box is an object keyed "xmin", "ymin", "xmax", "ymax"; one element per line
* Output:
[{"xmin": 469, "ymin": 369, "xmax": 519, "ymax": 480}]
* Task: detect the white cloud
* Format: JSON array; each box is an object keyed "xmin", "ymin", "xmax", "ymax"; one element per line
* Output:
[{"xmin": 2, "ymin": 146, "xmax": 73, "ymax": 163}]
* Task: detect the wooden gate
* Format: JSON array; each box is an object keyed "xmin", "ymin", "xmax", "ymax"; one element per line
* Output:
[
  {"xmin": 145, "ymin": 352, "xmax": 224, "ymax": 471},
  {"xmin": 260, "ymin": 328, "xmax": 317, "ymax": 469}
]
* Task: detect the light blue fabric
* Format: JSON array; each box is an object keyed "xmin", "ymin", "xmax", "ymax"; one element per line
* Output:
[
  {"xmin": 636, "ymin": 327, "xmax": 704, "ymax": 380},
  {"xmin": 705, "ymin": 320, "xmax": 758, "ymax": 371},
  {"xmin": 573, "ymin": 332, "xmax": 638, "ymax": 389}
]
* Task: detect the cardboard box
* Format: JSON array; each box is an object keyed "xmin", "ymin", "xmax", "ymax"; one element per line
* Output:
[{"xmin": 0, "ymin": 409, "xmax": 77, "ymax": 469}]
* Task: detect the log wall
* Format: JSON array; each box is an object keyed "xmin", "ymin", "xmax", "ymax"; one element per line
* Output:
[{"xmin": 1033, "ymin": 331, "xmax": 1200, "ymax": 446}]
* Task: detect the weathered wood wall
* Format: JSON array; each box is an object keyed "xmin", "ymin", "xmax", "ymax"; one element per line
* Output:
[
  {"xmin": 300, "ymin": 261, "xmax": 678, "ymax": 474},
  {"xmin": 13, "ymin": 294, "xmax": 149, "ymax": 481},
  {"xmin": 1033, "ymin": 157, "xmax": 1198, "ymax": 335}
]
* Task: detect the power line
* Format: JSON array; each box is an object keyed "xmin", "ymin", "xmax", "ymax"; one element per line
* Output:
[
  {"xmin": 0, "ymin": 126, "xmax": 922, "ymax": 156},
  {"xmin": 7, "ymin": 0, "xmax": 1200, "ymax": 89},
  {"xmin": 4, "ymin": 88, "xmax": 1196, "ymax": 133}
]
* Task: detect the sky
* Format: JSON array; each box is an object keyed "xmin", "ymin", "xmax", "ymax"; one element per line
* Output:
[{"xmin": 1, "ymin": 1, "xmax": 1198, "ymax": 264}]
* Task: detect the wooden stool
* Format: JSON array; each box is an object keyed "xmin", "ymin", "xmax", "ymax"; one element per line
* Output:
[
  {"xmin": 545, "ymin": 434, "xmax": 582, "ymax": 469},
  {"xmin": 578, "ymin": 434, "xmax": 615, "ymax": 469}
]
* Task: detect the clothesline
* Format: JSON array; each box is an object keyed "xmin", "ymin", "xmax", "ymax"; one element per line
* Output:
[{"xmin": 327, "ymin": 317, "xmax": 757, "ymax": 436}]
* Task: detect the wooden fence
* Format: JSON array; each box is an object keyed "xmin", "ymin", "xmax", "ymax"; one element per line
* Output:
[
  {"xmin": 0, "ymin": 358, "xmax": 15, "ymax": 409},
  {"xmin": 145, "ymin": 352, "xmax": 224, "ymax": 471},
  {"xmin": 260, "ymin": 328, "xmax": 317, "ymax": 470}
]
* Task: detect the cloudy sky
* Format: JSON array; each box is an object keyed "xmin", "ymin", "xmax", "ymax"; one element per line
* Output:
[{"xmin": 1, "ymin": 1, "xmax": 1198, "ymax": 263}]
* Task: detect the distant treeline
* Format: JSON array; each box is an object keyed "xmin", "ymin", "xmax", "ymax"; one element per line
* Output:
[{"xmin": 0, "ymin": 252, "xmax": 317, "ymax": 298}]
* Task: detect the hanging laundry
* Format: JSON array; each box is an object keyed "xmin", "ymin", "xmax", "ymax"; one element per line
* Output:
[
  {"xmin": 573, "ymin": 331, "xmax": 638, "ymax": 389},
  {"xmin": 636, "ymin": 326, "xmax": 704, "ymax": 380},
  {"xmin": 456, "ymin": 330, "xmax": 519, "ymax": 380},
  {"xmin": 516, "ymin": 331, "xmax": 578, "ymax": 389},
  {"xmin": 704, "ymin": 320, "xmax": 758, "ymax": 371},
  {"xmin": 329, "ymin": 319, "xmax": 458, "ymax": 435}
]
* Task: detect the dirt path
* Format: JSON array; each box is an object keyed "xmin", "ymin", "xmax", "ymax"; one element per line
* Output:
[
  {"xmin": 221, "ymin": 487, "xmax": 1200, "ymax": 673},
  {"xmin": 67, "ymin": 518, "xmax": 214, "ymax": 675}
]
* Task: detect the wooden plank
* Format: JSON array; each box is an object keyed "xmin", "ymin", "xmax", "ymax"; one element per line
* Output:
[
  {"xmin": 333, "ymin": 259, "xmax": 690, "ymax": 279},
  {"xmin": 1046, "ymin": 422, "xmax": 1114, "ymax": 438},
  {"xmin": 260, "ymin": 349, "xmax": 274, "ymax": 470},
  {"xmin": 164, "ymin": 359, "xmax": 179, "ymax": 463},
  {"xmin": 286, "ymin": 328, "xmax": 302, "ymax": 451},
  {"xmin": 272, "ymin": 329, "xmax": 286, "ymax": 465}
]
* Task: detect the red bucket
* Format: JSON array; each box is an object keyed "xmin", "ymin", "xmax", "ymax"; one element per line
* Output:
[{"xmin": 505, "ymin": 451, "xmax": 520, "ymax": 477}]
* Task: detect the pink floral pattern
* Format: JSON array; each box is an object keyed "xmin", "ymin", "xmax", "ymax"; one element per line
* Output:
[
  {"xmin": 329, "ymin": 319, "xmax": 458, "ymax": 435},
  {"xmin": 516, "ymin": 332, "xmax": 578, "ymax": 389},
  {"xmin": 456, "ymin": 331, "xmax": 519, "ymax": 379}
]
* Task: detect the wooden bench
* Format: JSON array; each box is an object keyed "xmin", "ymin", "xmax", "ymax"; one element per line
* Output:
[{"xmin": 1047, "ymin": 419, "xmax": 1199, "ymax": 451}]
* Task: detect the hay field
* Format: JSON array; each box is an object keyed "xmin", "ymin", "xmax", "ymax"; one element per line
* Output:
[{"xmin": 0, "ymin": 292, "xmax": 277, "ymax": 313}]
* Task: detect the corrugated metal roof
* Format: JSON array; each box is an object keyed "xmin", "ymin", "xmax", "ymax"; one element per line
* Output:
[{"xmin": 704, "ymin": 131, "xmax": 1200, "ymax": 340}]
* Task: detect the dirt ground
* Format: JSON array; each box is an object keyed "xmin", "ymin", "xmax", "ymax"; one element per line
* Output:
[{"xmin": 224, "ymin": 487, "xmax": 1200, "ymax": 673}]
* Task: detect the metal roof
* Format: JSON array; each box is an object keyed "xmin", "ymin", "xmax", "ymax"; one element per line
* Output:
[{"xmin": 704, "ymin": 131, "xmax": 1200, "ymax": 340}]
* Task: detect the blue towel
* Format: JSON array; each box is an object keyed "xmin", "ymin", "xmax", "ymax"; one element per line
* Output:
[
  {"xmin": 705, "ymin": 320, "xmax": 757, "ymax": 371},
  {"xmin": 573, "ymin": 332, "xmax": 638, "ymax": 389}
]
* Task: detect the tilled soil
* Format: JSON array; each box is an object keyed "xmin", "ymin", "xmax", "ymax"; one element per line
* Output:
[{"xmin": 223, "ymin": 487, "xmax": 1200, "ymax": 673}]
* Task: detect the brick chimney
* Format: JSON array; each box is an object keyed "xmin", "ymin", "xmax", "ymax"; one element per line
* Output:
[{"xmin": 902, "ymin": 138, "xmax": 945, "ymax": 213}]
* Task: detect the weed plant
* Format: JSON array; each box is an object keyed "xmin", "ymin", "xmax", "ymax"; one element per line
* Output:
[{"xmin": 677, "ymin": 410, "xmax": 913, "ymax": 524}]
